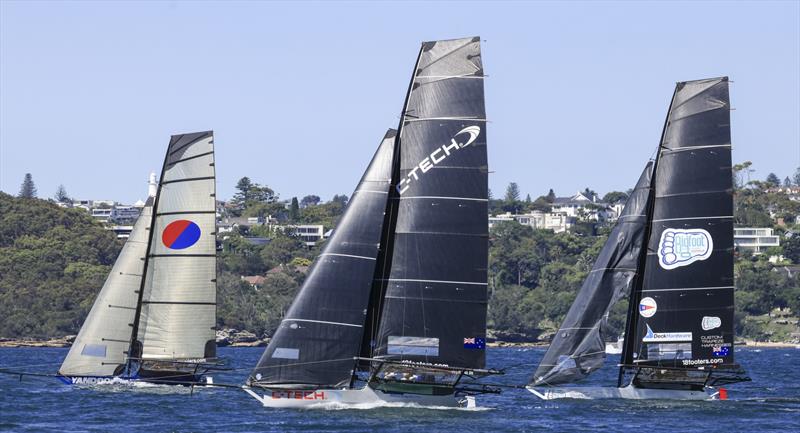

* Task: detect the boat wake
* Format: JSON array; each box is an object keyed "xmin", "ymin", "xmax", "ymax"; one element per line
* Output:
[{"xmin": 302, "ymin": 400, "xmax": 493, "ymax": 412}]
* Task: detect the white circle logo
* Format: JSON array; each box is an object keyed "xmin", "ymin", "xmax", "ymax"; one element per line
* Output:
[{"xmin": 639, "ymin": 297, "xmax": 657, "ymax": 318}]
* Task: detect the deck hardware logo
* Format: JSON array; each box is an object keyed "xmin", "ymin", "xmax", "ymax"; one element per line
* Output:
[
  {"xmin": 396, "ymin": 125, "xmax": 481, "ymax": 195},
  {"xmin": 701, "ymin": 316, "xmax": 721, "ymax": 331},
  {"xmin": 638, "ymin": 297, "xmax": 657, "ymax": 318},
  {"xmin": 643, "ymin": 324, "xmax": 692, "ymax": 343},
  {"xmin": 658, "ymin": 228, "xmax": 713, "ymax": 270}
]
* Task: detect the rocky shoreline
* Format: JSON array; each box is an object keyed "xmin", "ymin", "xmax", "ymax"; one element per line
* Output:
[{"xmin": 1, "ymin": 333, "xmax": 797, "ymax": 349}]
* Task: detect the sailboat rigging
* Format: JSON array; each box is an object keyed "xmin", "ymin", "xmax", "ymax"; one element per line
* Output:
[
  {"xmin": 528, "ymin": 77, "xmax": 750, "ymax": 400},
  {"xmin": 57, "ymin": 131, "xmax": 220, "ymax": 386},
  {"xmin": 245, "ymin": 36, "xmax": 500, "ymax": 408}
]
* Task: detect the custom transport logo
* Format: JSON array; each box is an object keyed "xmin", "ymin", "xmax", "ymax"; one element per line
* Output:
[
  {"xmin": 701, "ymin": 316, "xmax": 722, "ymax": 331},
  {"xmin": 638, "ymin": 297, "xmax": 657, "ymax": 318},
  {"xmin": 642, "ymin": 324, "xmax": 692, "ymax": 343},
  {"xmin": 658, "ymin": 228, "xmax": 713, "ymax": 270},
  {"xmin": 162, "ymin": 220, "xmax": 201, "ymax": 249},
  {"xmin": 396, "ymin": 125, "xmax": 481, "ymax": 195}
]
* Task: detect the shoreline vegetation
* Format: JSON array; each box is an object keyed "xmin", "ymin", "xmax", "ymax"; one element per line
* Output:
[{"xmin": 2, "ymin": 169, "xmax": 799, "ymax": 350}]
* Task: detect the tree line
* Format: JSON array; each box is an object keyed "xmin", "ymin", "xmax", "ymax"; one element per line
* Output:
[{"xmin": 2, "ymin": 165, "xmax": 799, "ymax": 341}]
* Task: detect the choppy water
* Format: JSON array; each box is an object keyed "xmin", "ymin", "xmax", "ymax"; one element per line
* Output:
[{"xmin": 1, "ymin": 346, "xmax": 798, "ymax": 432}]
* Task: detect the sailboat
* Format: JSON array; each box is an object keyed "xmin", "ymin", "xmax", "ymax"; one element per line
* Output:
[
  {"xmin": 244, "ymin": 37, "xmax": 500, "ymax": 408},
  {"xmin": 528, "ymin": 77, "xmax": 750, "ymax": 400},
  {"xmin": 58, "ymin": 131, "xmax": 219, "ymax": 385}
]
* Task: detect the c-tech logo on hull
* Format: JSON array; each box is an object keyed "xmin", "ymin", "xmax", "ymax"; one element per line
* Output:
[
  {"xmin": 396, "ymin": 126, "xmax": 481, "ymax": 195},
  {"xmin": 658, "ymin": 228, "xmax": 713, "ymax": 270}
]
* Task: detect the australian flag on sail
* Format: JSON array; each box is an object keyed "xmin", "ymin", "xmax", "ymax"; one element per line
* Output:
[
  {"xmin": 713, "ymin": 346, "xmax": 730, "ymax": 357},
  {"xmin": 464, "ymin": 337, "xmax": 486, "ymax": 349}
]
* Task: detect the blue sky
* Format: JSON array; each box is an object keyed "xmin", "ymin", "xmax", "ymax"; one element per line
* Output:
[{"xmin": 1, "ymin": 0, "xmax": 798, "ymax": 204}]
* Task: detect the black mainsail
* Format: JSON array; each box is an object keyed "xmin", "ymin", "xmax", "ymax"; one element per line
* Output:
[
  {"xmin": 371, "ymin": 36, "xmax": 489, "ymax": 369},
  {"xmin": 622, "ymin": 77, "xmax": 739, "ymax": 378},
  {"xmin": 530, "ymin": 77, "xmax": 747, "ymax": 394},
  {"xmin": 248, "ymin": 130, "xmax": 396, "ymax": 388},
  {"xmin": 532, "ymin": 162, "xmax": 653, "ymax": 386}
]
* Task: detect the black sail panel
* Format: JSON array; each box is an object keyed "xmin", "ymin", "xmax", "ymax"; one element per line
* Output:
[
  {"xmin": 248, "ymin": 130, "xmax": 395, "ymax": 387},
  {"xmin": 627, "ymin": 78, "xmax": 736, "ymax": 370},
  {"xmin": 531, "ymin": 162, "xmax": 654, "ymax": 386},
  {"xmin": 373, "ymin": 37, "xmax": 489, "ymax": 369}
]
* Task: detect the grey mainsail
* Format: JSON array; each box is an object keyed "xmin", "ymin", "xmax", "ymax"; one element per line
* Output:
[
  {"xmin": 248, "ymin": 130, "xmax": 396, "ymax": 388},
  {"xmin": 134, "ymin": 131, "xmax": 217, "ymax": 361},
  {"xmin": 531, "ymin": 162, "xmax": 653, "ymax": 386},
  {"xmin": 59, "ymin": 201, "xmax": 153, "ymax": 377},
  {"xmin": 372, "ymin": 36, "xmax": 489, "ymax": 369}
]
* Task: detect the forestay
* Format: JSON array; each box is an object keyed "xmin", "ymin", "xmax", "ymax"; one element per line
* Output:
[{"xmin": 59, "ymin": 201, "xmax": 153, "ymax": 377}]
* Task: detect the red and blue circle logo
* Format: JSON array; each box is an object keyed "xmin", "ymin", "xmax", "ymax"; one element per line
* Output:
[{"xmin": 162, "ymin": 220, "xmax": 201, "ymax": 250}]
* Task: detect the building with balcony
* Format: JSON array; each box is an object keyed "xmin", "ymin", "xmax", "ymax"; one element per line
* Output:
[{"xmin": 734, "ymin": 227, "xmax": 780, "ymax": 254}]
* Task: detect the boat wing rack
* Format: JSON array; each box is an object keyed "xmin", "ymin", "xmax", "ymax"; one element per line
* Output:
[{"xmin": 357, "ymin": 357, "xmax": 503, "ymax": 376}]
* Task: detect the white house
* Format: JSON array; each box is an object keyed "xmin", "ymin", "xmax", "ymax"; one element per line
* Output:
[{"xmin": 734, "ymin": 227, "xmax": 780, "ymax": 254}]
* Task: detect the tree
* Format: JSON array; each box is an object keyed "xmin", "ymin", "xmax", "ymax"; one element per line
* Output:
[
  {"xmin": 733, "ymin": 161, "xmax": 753, "ymax": 188},
  {"xmin": 289, "ymin": 197, "xmax": 300, "ymax": 221},
  {"xmin": 546, "ymin": 189, "xmax": 556, "ymax": 203},
  {"xmin": 783, "ymin": 234, "xmax": 800, "ymax": 264},
  {"xmin": 300, "ymin": 195, "xmax": 321, "ymax": 208},
  {"xmin": 794, "ymin": 167, "xmax": 800, "ymax": 186},
  {"xmin": 504, "ymin": 182, "xmax": 520, "ymax": 202},
  {"xmin": 765, "ymin": 172, "xmax": 780, "ymax": 187},
  {"xmin": 784, "ymin": 177, "xmax": 792, "ymax": 188},
  {"xmin": 331, "ymin": 194, "xmax": 348, "ymax": 206},
  {"xmin": 231, "ymin": 177, "xmax": 277, "ymax": 216},
  {"xmin": 234, "ymin": 177, "xmax": 253, "ymax": 199},
  {"xmin": 525, "ymin": 194, "xmax": 532, "ymax": 204},
  {"xmin": 18, "ymin": 173, "xmax": 37, "ymax": 198},
  {"xmin": 582, "ymin": 188, "xmax": 597, "ymax": 201},
  {"xmin": 54, "ymin": 184, "xmax": 70, "ymax": 203},
  {"xmin": 602, "ymin": 191, "xmax": 629, "ymax": 204}
]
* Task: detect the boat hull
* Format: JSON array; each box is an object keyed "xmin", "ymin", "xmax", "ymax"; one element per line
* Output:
[
  {"xmin": 527, "ymin": 385, "xmax": 716, "ymax": 400},
  {"xmin": 243, "ymin": 385, "xmax": 468, "ymax": 408},
  {"xmin": 57, "ymin": 375, "xmax": 136, "ymax": 385}
]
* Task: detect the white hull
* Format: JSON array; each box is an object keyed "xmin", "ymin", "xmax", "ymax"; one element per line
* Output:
[
  {"xmin": 243, "ymin": 386, "xmax": 470, "ymax": 409},
  {"xmin": 527, "ymin": 385, "xmax": 717, "ymax": 400}
]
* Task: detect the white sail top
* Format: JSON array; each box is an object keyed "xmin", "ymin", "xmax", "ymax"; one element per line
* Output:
[
  {"xmin": 137, "ymin": 131, "xmax": 217, "ymax": 361},
  {"xmin": 59, "ymin": 202, "xmax": 153, "ymax": 376}
]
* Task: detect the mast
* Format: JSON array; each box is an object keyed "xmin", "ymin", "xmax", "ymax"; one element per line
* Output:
[
  {"xmin": 126, "ymin": 143, "xmax": 170, "ymax": 369},
  {"xmin": 360, "ymin": 43, "xmax": 425, "ymax": 362},
  {"xmin": 617, "ymin": 91, "xmax": 673, "ymax": 385}
]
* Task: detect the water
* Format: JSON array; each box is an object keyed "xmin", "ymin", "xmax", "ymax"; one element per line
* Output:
[{"xmin": 1, "ymin": 346, "xmax": 798, "ymax": 432}]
